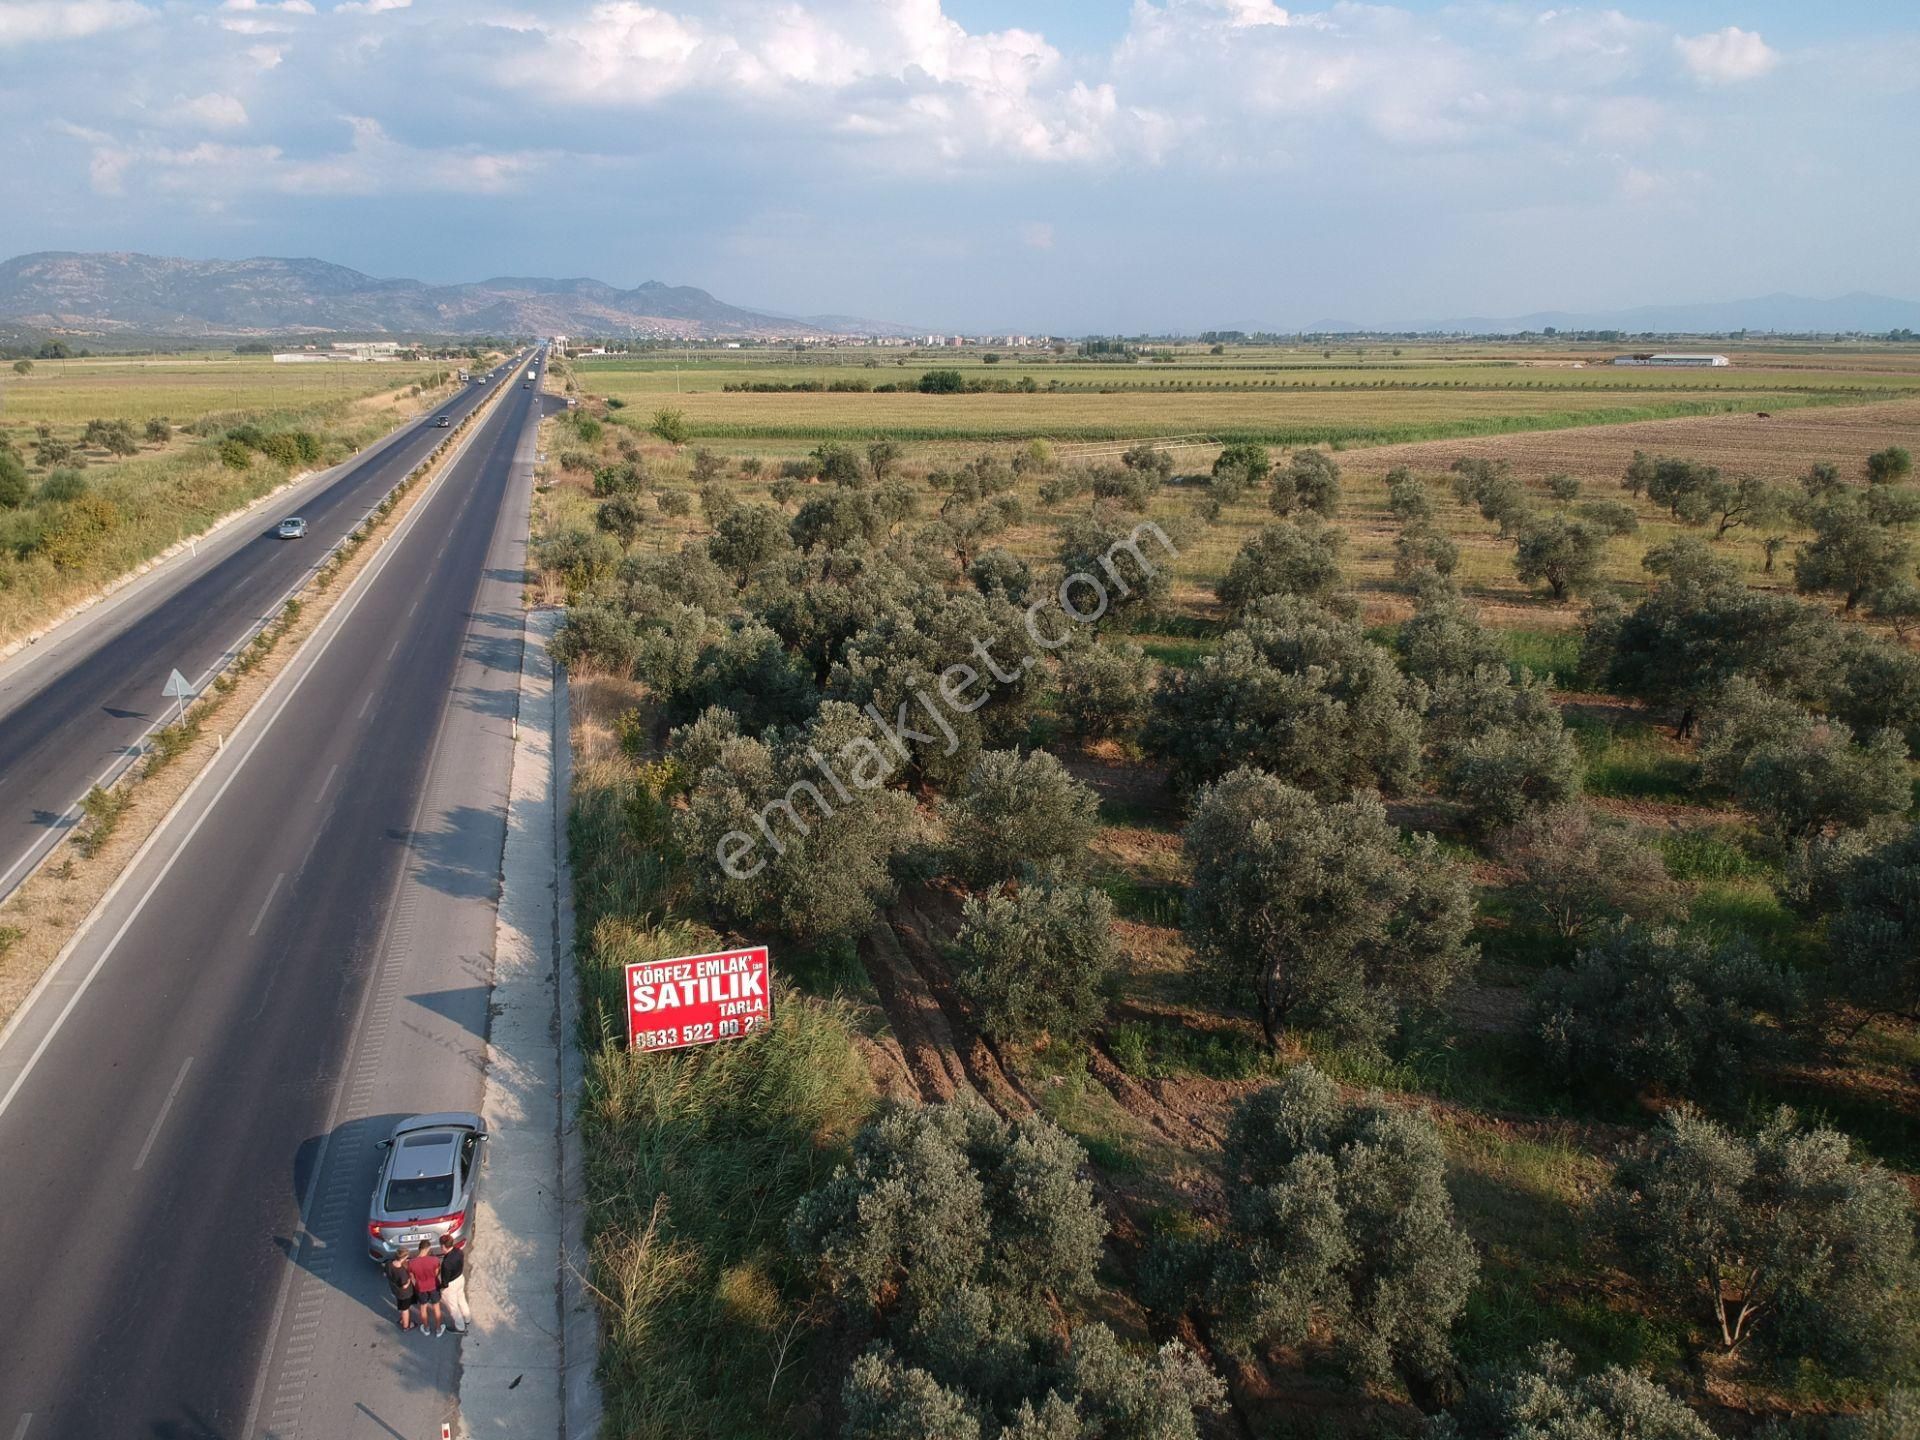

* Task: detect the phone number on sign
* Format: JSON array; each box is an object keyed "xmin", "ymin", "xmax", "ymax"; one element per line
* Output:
[{"xmin": 631, "ymin": 1015, "xmax": 766, "ymax": 1050}]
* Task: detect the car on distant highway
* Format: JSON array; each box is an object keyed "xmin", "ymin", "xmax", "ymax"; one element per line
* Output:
[
  {"xmin": 366, "ymin": 1112, "xmax": 488, "ymax": 1261},
  {"xmin": 435, "ymin": 415, "xmax": 451, "ymax": 428},
  {"xmin": 276, "ymin": 517, "xmax": 307, "ymax": 539}
]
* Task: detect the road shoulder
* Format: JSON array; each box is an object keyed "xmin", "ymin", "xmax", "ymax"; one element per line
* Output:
[{"xmin": 462, "ymin": 605, "xmax": 601, "ymax": 1439}]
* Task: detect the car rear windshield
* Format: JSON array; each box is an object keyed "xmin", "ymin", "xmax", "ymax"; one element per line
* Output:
[{"xmin": 385, "ymin": 1175, "xmax": 455, "ymax": 1212}]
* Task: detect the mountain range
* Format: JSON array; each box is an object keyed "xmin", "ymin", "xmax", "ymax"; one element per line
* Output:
[
  {"xmin": 0, "ymin": 251, "xmax": 914, "ymax": 340},
  {"xmin": 1310, "ymin": 292, "xmax": 1920, "ymax": 336}
]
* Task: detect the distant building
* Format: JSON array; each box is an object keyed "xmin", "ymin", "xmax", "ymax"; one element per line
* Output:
[
  {"xmin": 1611, "ymin": 352, "xmax": 1731, "ymax": 367},
  {"xmin": 328, "ymin": 341, "xmax": 400, "ymax": 361}
]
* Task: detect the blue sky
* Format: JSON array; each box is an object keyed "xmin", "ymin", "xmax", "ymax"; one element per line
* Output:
[{"xmin": 1, "ymin": 1, "xmax": 1914, "ymax": 332}]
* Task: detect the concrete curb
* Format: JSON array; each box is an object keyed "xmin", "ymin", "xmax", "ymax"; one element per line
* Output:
[{"xmin": 461, "ymin": 605, "xmax": 600, "ymax": 1439}]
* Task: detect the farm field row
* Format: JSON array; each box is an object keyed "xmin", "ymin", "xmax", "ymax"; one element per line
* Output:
[{"xmin": 0, "ymin": 353, "xmax": 454, "ymax": 431}]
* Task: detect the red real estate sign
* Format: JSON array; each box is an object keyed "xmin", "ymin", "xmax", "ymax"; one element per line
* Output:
[{"xmin": 626, "ymin": 945, "xmax": 771, "ymax": 1053}]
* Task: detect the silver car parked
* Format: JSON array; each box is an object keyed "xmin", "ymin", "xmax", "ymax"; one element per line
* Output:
[{"xmin": 366, "ymin": 1111, "xmax": 488, "ymax": 1261}]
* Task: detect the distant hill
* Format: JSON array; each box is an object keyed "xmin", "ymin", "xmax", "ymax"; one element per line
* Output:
[
  {"xmin": 0, "ymin": 251, "xmax": 914, "ymax": 340},
  {"xmin": 1310, "ymin": 292, "xmax": 1920, "ymax": 336}
]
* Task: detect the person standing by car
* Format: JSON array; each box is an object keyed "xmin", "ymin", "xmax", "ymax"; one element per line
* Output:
[
  {"xmin": 384, "ymin": 1254, "xmax": 417, "ymax": 1331},
  {"xmin": 436, "ymin": 1241, "xmax": 470, "ymax": 1334},
  {"xmin": 407, "ymin": 1238, "xmax": 445, "ymax": 1337}
]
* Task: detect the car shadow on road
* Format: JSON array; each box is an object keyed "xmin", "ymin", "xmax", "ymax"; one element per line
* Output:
[
  {"xmin": 282, "ymin": 1113, "xmax": 413, "ymax": 1326},
  {"xmin": 265, "ymin": 1114, "xmax": 462, "ymax": 1419}
]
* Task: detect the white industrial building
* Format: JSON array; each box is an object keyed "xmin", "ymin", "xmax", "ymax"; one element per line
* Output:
[{"xmin": 1611, "ymin": 352, "xmax": 1731, "ymax": 367}]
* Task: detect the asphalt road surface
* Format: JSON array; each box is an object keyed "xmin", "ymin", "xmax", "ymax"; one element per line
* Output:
[
  {"xmin": 0, "ymin": 355, "xmax": 554, "ymax": 1438},
  {"xmin": 0, "ymin": 354, "xmax": 530, "ymax": 902}
]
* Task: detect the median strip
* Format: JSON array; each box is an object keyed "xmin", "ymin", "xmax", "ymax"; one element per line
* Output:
[{"xmin": 0, "ymin": 362, "xmax": 523, "ymax": 1037}]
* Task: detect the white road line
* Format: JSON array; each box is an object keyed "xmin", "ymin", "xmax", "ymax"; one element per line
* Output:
[
  {"xmin": 247, "ymin": 871, "xmax": 287, "ymax": 938},
  {"xmin": 387, "ymin": 639, "xmax": 401, "ymax": 662},
  {"xmin": 407, "ymin": 600, "xmax": 419, "ymax": 618},
  {"xmin": 11, "ymin": 1414, "xmax": 31, "ymax": 1440},
  {"xmin": 132, "ymin": 1055, "xmax": 193, "ymax": 1172},
  {"xmin": 358, "ymin": 692, "xmax": 374, "ymax": 719},
  {"xmin": 315, "ymin": 763, "xmax": 339, "ymax": 804},
  {"xmin": 0, "ymin": 354, "xmax": 525, "ymax": 1128}
]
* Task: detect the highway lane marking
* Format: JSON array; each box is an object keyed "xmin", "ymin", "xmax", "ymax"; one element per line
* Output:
[
  {"xmin": 0, "ymin": 358, "xmax": 537, "ymax": 1125},
  {"xmin": 315, "ymin": 763, "xmax": 339, "ymax": 804},
  {"xmin": 132, "ymin": 1055, "xmax": 193, "ymax": 1172},
  {"xmin": 408, "ymin": 599, "xmax": 419, "ymax": 618},
  {"xmin": 239, "ymin": 360, "xmax": 538, "ymax": 1440},
  {"xmin": 0, "ymin": 378, "xmax": 514, "ymax": 908},
  {"xmin": 11, "ymin": 1414, "xmax": 30, "ymax": 1440},
  {"xmin": 358, "ymin": 692, "xmax": 374, "ymax": 719},
  {"xmin": 248, "ymin": 871, "xmax": 287, "ymax": 937},
  {"xmin": 387, "ymin": 639, "xmax": 402, "ymax": 662}
]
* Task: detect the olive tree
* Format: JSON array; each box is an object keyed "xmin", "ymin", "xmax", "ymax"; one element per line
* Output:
[
  {"xmin": 827, "ymin": 591, "xmax": 1040, "ymax": 791},
  {"xmin": 1210, "ymin": 441, "xmax": 1270, "ymax": 506},
  {"xmin": 1866, "ymin": 446, "xmax": 1913, "ymax": 485},
  {"xmin": 1534, "ymin": 924, "xmax": 1799, "ymax": 1102},
  {"xmin": 940, "ymin": 748, "xmax": 1099, "ymax": 885},
  {"xmin": 1581, "ymin": 539, "xmax": 1839, "ymax": 735},
  {"xmin": 1426, "ymin": 1342, "xmax": 1711, "ymax": 1440},
  {"xmin": 791, "ymin": 1101, "xmax": 1105, "ymax": 1342},
  {"xmin": 1147, "ymin": 596, "xmax": 1424, "ymax": 795},
  {"xmin": 1734, "ymin": 722, "xmax": 1910, "ymax": 840},
  {"xmin": 1194, "ymin": 1065, "xmax": 1478, "ymax": 1398},
  {"xmin": 1492, "ymin": 805, "xmax": 1681, "ymax": 941},
  {"xmin": 1818, "ymin": 822, "xmax": 1920, "ymax": 1024},
  {"xmin": 1793, "ymin": 488, "xmax": 1920, "ymax": 612},
  {"xmin": 1182, "ymin": 770, "xmax": 1476, "ymax": 1048},
  {"xmin": 1513, "ymin": 515, "xmax": 1605, "ymax": 600},
  {"xmin": 1433, "ymin": 675, "xmax": 1582, "ymax": 831},
  {"xmin": 1385, "ymin": 467, "xmax": 1434, "ymax": 523},
  {"xmin": 1215, "ymin": 520, "xmax": 1345, "ymax": 616},
  {"xmin": 1055, "ymin": 639, "xmax": 1153, "ymax": 743},
  {"xmin": 954, "ymin": 879, "xmax": 1117, "ymax": 1044},
  {"xmin": 1271, "ymin": 449, "xmax": 1341, "ymax": 517},
  {"xmin": 1054, "ymin": 512, "xmax": 1176, "ymax": 627},
  {"xmin": 1603, "ymin": 1106, "xmax": 1920, "ymax": 1376},
  {"xmin": 842, "ymin": 1324, "xmax": 1224, "ymax": 1440},
  {"xmin": 675, "ymin": 701, "xmax": 915, "ymax": 947},
  {"xmin": 708, "ymin": 503, "xmax": 794, "ymax": 585}
]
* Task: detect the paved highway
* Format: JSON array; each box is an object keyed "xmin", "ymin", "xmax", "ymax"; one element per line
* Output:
[
  {"xmin": 0, "ymin": 353, "xmax": 530, "ymax": 901},
  {"xmin": 0, "ymin": 354, "xmax": 554, "ymax": 1438}
]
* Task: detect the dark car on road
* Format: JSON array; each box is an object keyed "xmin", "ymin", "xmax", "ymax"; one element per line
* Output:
[{"xmin": 366, "ymin": 1111, "xmax": 488, "ymax": 1260}]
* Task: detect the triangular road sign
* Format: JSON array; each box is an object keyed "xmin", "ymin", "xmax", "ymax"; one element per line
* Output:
[{"xmin": 162, "ymin": 669, "xmax": 193, "ymax": 700}]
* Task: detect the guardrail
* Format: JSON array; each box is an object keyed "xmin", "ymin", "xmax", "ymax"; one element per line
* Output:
[{"xmin": 0, "ymin": 351, "xmax": 533, "ymax": 904}]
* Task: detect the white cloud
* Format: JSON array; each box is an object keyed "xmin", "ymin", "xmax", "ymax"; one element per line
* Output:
[
  {"xmin": 1676, "ymin": 26, "xmax": 1779, "ymax": 85},
  {"xmin": 166, "ymin": 92, "xmax": 250, "ymax": 130},
  {"xmin": 336, "ymin": 0, "xmax": 410, "ymax": 11},
  {"xmin": 71, "ymin": 115, "xmax": 547, "ymax": 201},
  {"xmin": 0, "ymin": 0, "xmax": 149, "ymax": 46},
  {"xmin": 1019, "ymin": 220, "xmax": 1054, "ymax": 250},
  {"xmin": 219, "ymin": 0, "xmax": 316, "ymax": 34}
]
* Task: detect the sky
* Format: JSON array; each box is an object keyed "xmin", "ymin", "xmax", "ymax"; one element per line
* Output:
[{"xmin": 0, "ymin": 0, "xmax": 1915, "ymax": 333}]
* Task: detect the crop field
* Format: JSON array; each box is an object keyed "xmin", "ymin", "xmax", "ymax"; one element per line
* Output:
[
  {"xmin": 0, "ymin": 354, "xmax": 469, "ymax": 647},
  {"xmin": 0, "ymin": 353, "xmax": 452, "ymax": 436},
  {"xmin": 575, "ymin": 343, "xmax": 1920, "ymax": 450}
]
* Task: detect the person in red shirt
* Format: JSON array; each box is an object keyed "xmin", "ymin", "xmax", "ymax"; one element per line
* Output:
[{"xmin": 407, "ymin": 1239, "xmax": 445, "ymax": 1337}]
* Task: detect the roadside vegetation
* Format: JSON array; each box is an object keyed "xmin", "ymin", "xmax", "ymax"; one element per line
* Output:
[
  {"xmin": 543, "ymin": 352, "xmax": 1920, "ymax": 1439},
  {"xmin": 0, "ymin": 352, "xmax": 463, "ymax": 647}
]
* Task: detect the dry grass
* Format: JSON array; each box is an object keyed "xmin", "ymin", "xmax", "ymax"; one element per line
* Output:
[{"xmin": 0, "ymin": 378, "xmax": 510, "ymax": 1032}]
